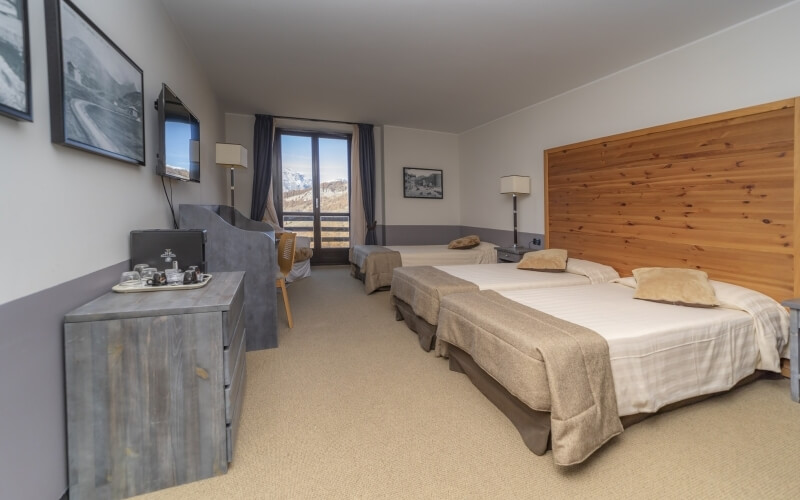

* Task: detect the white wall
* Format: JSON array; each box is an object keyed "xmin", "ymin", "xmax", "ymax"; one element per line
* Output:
[
  {"xmin": 459, "ymin": 1, "xmax": 800, "ymax": 235},
  {"xmin": 383, "ymin": 126, "xmax": 460, "ymax": 226},
  {"xmin": 0, "ymin": 0, "xmax": 226, "ymax": 305}
]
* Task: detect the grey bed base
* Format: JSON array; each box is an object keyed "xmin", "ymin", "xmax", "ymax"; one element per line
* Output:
[
  {"xmin": 445, "ymin": 342, "xmax": 767, "ymax": 458},
  {"xmin": 393, "ymin": 297, "xmax": 438, "ymax": 352}
]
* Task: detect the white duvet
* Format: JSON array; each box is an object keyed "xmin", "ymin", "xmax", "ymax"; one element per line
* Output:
[
  {"xmin": 433, "ymin": 258, "xmax": 619, "ymax": 291},
  {"xmin": 385, "ymin": 241, "xmax": 498, "ymax": 266},
  {"xmin": 497, "ymin": 280, "xmax": 788, "ymax": 416}
]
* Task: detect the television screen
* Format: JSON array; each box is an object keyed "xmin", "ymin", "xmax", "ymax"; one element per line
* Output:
[{"xmin": 156, "ymin": 84, "xmax": 200, "ymax": 182}]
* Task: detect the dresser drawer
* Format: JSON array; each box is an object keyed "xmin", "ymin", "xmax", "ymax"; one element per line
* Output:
[
  {"xmin": 223, "ymin": 310, "xmax": 246, "ymax": 386},
  {"xmin": 222, "ymin": 283, "xmax": 245, "ymax": 346},
  {"xmin": 225, "ymin": 332, "xmax": 247, "ymax": 424},
  {"xmin": 226, "ymin": 354, "xmax": 247, "ymax": 463}
]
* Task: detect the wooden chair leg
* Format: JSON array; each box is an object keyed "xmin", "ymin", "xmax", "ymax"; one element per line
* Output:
[{"xmin": 278, "ymin": 278, "xmax": 293, "ymax": 328}]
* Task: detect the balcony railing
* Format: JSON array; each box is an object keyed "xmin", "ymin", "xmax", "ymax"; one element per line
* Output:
[{"xmin": 283, "ymin": 213, "xmax": 350, "ymax": 248}]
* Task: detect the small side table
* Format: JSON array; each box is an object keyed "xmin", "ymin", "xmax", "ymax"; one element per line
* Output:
[
  {"xmin": 780, "ymin": 298, "xmax": 800, "ymax": 402},
  {"xmin": 495, "ymin": 246, "xmax": 536, "ymax": 263}
]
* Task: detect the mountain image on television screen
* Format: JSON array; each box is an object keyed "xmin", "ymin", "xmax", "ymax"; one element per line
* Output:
[
  {"xmin": 0, "ymin": 0, "xmax": 27, "ymax": 113},
  {"xmin": 60, "ymin": 1, "xmax": 143, "ymax": 162}
]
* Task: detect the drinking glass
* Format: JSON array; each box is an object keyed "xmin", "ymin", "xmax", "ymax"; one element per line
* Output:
[
  {"xmin": 141, "ymin": 267, "xmax": 157, "ymax": 285},
  {"xmin": 165, "ymin": 269, "xmax": 183, "ymax": 285},
  {"xmin": 119, "ymin": 271, "xmax": 141, "ymax": 287}
]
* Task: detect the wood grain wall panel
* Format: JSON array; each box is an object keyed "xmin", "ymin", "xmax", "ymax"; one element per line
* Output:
[
  {"xmin": 545, "ymin": 100, "xmax": 798, "ymax": 302},
  {"xmin": 547, "ymin": 106, "xmax": 794, "ymax": 173}
]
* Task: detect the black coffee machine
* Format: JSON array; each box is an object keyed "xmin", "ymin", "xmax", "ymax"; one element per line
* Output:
[{"xmin": 129, "ymin": 229, "xmax": 207, "ymax": 272}]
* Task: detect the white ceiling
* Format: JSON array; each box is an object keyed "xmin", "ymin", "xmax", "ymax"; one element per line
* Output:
[{"xmin": 160, "ymin": 0, "xmax": 793, "ymax": 133}]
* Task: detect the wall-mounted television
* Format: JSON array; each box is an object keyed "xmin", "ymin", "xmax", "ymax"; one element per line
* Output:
[{"xmin": 155, "ymin": 84, "xmax": 200, "ymax": 182}]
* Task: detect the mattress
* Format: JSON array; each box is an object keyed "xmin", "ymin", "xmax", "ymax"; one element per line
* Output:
[
  {"xmin": 435, "ymin": 279, "xmax": 788, "ymax": 464},
  {"xmin": 385, "ymin": 241, "xmax": 497, "ymax": 266},
  {"xmin": 350, "ymin": 242, "xmax": 498, "ymax": 293},
  {"xmin": 389, "ymin": 259, "xmax": 619, "ymax": 351},
  {"xmin": 433, "ymin": 258, "xmax": 619, "ymax": 291},
  {"xmin": 494, "ymin": 281, "xmax": 788, "ymax": 416}
]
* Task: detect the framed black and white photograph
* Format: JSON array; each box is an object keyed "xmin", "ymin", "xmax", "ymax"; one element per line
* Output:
[
  {"xmin": 403, "ymin": 167, "xmax": 443, "ymax": 199},
  {"xmin": 45, "ymin": 0, "xmax": 145, "ymax": 164},
  {"xmin": 0, "ymin": 0, "xmax": 32, "ymax": 121}
]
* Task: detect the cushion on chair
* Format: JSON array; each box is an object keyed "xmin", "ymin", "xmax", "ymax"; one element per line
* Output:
[{"xmin": 295, "ymin": 247, "xmax": 313, "ymax": 262}]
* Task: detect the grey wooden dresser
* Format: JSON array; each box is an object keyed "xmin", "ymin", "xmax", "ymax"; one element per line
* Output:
[{"xmin": 64, "ymin": 271, "xmax": 247, "ymax": 499}]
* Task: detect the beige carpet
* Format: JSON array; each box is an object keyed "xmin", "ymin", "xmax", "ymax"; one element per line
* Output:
[{"xmin": 136, "ymin": 266, "xmax": 800, "ymax": 499}]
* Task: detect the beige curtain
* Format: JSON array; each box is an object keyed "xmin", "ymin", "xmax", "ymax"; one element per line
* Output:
[
  {"xmin": 350, "ymin": 124, "xmax": 366, "ymax": 246},
  {"xmin": 262, "ymin": 125, "xmax": 281, "ymax": 227}
]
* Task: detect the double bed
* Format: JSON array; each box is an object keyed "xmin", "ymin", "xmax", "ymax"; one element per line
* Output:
[
  {"xmin": 390, "ymin": 258, "xmax": 619, "ymax": 351},
  {"xmin": 349, "ymin": 242, "xmax": 497, "ymax": 293},
  {"xmin": 435, "ymin": 279, "xmax": 789, "ymax": 465}
]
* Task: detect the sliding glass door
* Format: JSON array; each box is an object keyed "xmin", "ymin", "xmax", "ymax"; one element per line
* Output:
[{"xmin": 276, "ymin": 130, "xmax": 351, "ymax": 264}]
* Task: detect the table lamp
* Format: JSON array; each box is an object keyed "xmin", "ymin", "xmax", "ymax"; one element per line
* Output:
[
  {"xmin": 216, "ymin": 143, "xmax": 248, "ymax": 208},
  {"xmin": 500, "ymin": 175, "xmax": 530, "ymax": 247}
]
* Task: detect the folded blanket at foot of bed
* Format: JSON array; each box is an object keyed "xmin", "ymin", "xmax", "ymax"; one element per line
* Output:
[
  {"xmin": 390, "ymin": 266, "xmax": 478, "ymax": 325},
  {"xmin": 436, "ymin": 290, "xmax": 623, "ymax": 466},
  {"xmin": 349, "ymin": 246, "xmax": 402, "ymax": 293}
]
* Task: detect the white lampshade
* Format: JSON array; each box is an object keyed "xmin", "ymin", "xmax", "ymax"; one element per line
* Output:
[
  {"xmin": 500, "ymin": 175, "xmax": 530, "ymax": 194},
  {"xmin": 216, "ymin": 143, "xmax": 248, "ymax": 169}
]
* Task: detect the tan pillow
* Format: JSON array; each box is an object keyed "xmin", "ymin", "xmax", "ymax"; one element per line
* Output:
[
  {"xmin": 448, "ymin": 235, "xmax": 480, "ymax": 249},
  {"xmin": 632, "ymin": 267, "xmax": 719, "ymax": 308},
  {"xmin": 294, "ymin": 247, "xmax": 313, "ymax": 262},
  {"xmin": 516, "ymin": 249, "xmax": 568, "ymax": 272}
]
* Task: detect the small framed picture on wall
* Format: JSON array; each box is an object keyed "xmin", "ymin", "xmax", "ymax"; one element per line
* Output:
[
  {"xmin": 0, "ymin": 0, "xmax": 33, "ymax": 121},
  {"xmin": 403, "ymin": 167, "xmax": 443, "ymax": 199}
]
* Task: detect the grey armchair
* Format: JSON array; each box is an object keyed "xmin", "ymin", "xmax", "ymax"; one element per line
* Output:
[{"xmin": 179, "ymin": 204, "xmax": 278, "ymax": 350}]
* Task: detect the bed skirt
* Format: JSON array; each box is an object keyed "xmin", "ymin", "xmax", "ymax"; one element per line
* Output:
[
  {"xmin": 393, "ymin": 297, "xmax": 438, "ymax": 352},
  {"xmin": 445, "ymin": 342, "xmax": 766, "ymax": 459}
]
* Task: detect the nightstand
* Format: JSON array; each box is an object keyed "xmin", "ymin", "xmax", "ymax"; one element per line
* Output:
[
  {"xmin": 495, "ymin": 246, "xmax": 536, "ymax": 263},
  {"xmin": 780, "ymin": 298, "xmax": 800, "ymax": 402}
]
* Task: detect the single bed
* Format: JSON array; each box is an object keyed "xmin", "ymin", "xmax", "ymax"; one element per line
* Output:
[
  {"xmin": 435, "ymin": 278, "xmax": 789, "ymax": 466},
  {"xmin": 349, "ymin": 241, "xmax": 497, "ymax": 293},
  {"xmin": 390, "ymin": 258, "xmax": 619, "ymax": 351}
]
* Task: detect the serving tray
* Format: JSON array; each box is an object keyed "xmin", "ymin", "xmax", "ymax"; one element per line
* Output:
[{"xmin": 112, "ymin": 274, "xmax": 213, "ymax": 293}]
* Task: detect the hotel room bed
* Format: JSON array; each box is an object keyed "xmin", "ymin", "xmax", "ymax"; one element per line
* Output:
[
  {"xmin": 349, "ymin": 242, "xmax": 497, "ymax": 293},
  {"xmin": 390, "ymin": 258, "xmax": 620, "ymax": 351},
  {"xmin": 434, "ymin": 279, "xmax": 789, "ymax": 466}
]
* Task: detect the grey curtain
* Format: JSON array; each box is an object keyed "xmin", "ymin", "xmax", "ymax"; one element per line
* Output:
[
  {"xmin": 358, "ymin": 124, "xmax": 377, "ymax": 244},
  {"xmin": 250, "ymin": 114, "xmax": 274, "ymax": 221}
]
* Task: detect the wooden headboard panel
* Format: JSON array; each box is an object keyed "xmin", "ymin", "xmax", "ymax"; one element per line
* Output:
[{"xmin": 545, "ymin": 98, "xmax": 800, "ymax": 302}]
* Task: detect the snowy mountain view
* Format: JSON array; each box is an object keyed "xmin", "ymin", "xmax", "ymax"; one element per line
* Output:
[
  {"xmin": 283, "ymin": 169, "xmax": 312, "ymax": 191},
  {"xmin": 282, "ymin": 168, "xmax": 350, "ymax": 247},
  {"xmin": 282, "ymin": 167, "xmax": 348, "ymax": 213}
]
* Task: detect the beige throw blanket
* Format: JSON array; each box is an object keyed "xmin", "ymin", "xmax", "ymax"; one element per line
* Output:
[
  {"xmin": 349, "ymin": 246, "xmax": 402, "ymax": 293},
  {"xmin": 390, "ymin": 266, "xmax": 479, "ymax": 325},
  {"xmin": 437, "ymin": 290, "xmax": 623, "ymax": 466}
]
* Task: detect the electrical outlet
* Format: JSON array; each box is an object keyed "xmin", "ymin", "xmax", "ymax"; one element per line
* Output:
[{"xmin": 532, "ymin": 238, "xmax": 542, "ymax": 246}]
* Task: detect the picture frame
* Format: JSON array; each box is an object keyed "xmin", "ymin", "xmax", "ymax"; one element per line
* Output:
[
  {"xmin": 44, "ymin": 0, "xmax": 145, "ymax": 164},
  {"xmin": 403, "ymin": 167, "xmax": 443, "ymax": 199},
  {"xmin": 0, "ymin": 0, "xmax": 32, "ymax": 121}
]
